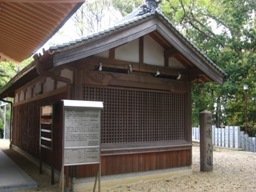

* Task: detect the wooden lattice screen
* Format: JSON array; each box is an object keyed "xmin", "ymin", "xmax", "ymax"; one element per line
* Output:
[{"xmin": 83, "ymin": 86, "xmax": 186, "ymax": 144}]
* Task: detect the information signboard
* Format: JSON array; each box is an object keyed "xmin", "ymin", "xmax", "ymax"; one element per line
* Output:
[{"xmin": 62, "ymin": 100, "xmax": 103, "ymax": 166}]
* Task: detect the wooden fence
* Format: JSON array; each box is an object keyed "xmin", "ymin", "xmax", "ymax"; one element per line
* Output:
[{"xmin": 192, "ymin": 126, "xmax": 256, "ymax": 152}]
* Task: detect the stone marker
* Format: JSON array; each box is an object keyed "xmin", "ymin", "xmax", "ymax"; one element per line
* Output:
[{"xmin": 200, "ymin": 110, "xmax": 213, "ymax": 172}]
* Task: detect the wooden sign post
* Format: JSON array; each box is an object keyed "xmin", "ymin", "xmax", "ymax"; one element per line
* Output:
[{"xmin": 61, "ymin": 100, "xmax": 103, "ymax": 192}]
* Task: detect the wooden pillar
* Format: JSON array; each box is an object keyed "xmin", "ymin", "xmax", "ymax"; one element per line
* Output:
[
  {"xmin": 200, "ymin": 110, "xmax": 213, "ymax": 172},
  {"xmin": 139, "ymin": 36, "xmax": 144, "ymax": 64}
]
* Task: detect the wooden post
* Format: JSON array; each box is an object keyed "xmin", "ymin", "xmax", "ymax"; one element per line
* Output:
[{"xmin": 200, "ymin": 110, "xmax": 213, "ymax": 172}]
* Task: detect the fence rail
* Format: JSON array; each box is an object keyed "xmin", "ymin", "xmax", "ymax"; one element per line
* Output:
[{"xmin": 192, "ymin": 126, "xmax": 256, "ymax": 152}]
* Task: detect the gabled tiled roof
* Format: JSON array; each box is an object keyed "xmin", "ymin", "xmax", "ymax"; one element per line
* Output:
[
  {"xmin": 0, "ymin": 3, "xmax": 227, "ymax": 99},
  {"xmin": 50, "ymin": 11, "xmax": 155, "ymax": 51},
  {"xmin": 50, "ymin": 7, "xmax": 226, "ymax": 78}
]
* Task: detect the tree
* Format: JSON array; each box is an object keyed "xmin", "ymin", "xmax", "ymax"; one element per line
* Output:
[
  {"xmin": 72, "ymin": 0, "xmax": 123, "ymax": 36},
  {"xmin": 0, "ymin": 57, "xmax": 32, "ymax": 132},
  {"xmin": 112, "ymin": 0, "xmax": 144, "ymax": 16},
  {"xmin": 161, "ymin": 0, "xmax": 256, "ymax": 135},
  {"xmin": 71, "ymin": 0, "xmax": 144, "ymax": 36},
  {"xmin": 0, "ymin": 61, "xmax": 17, "ymax": 90}
]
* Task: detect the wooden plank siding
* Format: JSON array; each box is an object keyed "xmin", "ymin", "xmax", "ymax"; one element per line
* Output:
[
  {"xmin": 11, "ymin": 35, "xmax": 193, "ymax": 178},
  {"xmin": 12, "ymin": 90, "xmax": 69, "ymax": 170},
  {"xmin": 74, "ymin": 55, "xmax": 192, "ymax": 178},
  {"xmin": 11, "ymin": 56, "xmax": 193, "ymax": 179},
  {"xmin": 75, "ymin": 148, "xmax": 191, "ymax": 178}
]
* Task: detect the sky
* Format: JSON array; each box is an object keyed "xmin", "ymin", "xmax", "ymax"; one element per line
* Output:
[{"xmin": 37, "ymin": 2, "xmax": 123, "ymax": 55}]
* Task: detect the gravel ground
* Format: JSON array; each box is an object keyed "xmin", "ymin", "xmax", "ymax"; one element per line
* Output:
[
  {"xmin": 1, "ymin": 140, "xmax": 256, "ymax": 192},
  {"xmin": 107, "ymin": 146, "xmax": 256, "ymax": 192}
]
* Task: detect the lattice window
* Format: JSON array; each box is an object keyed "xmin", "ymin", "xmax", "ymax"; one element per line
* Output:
[{"xmin": 83, "ymin": 86, "xmax": 186, "ymax": 144}]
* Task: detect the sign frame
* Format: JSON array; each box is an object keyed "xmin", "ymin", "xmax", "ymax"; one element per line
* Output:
[{"xmin": 62, "ymin": 100, "xmax": 103, "ymax": 166}]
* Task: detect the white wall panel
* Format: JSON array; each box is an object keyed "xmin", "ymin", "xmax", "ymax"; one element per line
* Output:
[
  {"xmin": 116, "ymin": 39, "xmax": 139, "ymax": 62},
  {"xmin": 144, "ymin": 35, "xmax": 164, "ymax": 66}
]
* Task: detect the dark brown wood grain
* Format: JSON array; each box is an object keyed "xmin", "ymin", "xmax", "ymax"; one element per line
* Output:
[{"xmin": 12, "ymin": 90, "xmax": 69, "ymax": 171}]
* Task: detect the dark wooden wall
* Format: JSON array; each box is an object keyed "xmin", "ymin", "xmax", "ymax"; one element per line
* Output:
[
  {"xmin": 71, "ymin": 57, "xmax": 193, "ymax": 178},
  {"xmin": 12, "ymin": 90, "xmax": 69, "ymax": 170},
  {"xmin": 12, "ymin": 55, "xmax": 192, "ymax": 178},
  {"xmin": 75, "ymin": 147, "xmax": 191, "ymax": 178}
]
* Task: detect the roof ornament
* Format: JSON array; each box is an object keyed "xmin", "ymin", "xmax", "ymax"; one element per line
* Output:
[{"xmin": 137, "ymin": 0, "xmax": 162, "ymax": 16}]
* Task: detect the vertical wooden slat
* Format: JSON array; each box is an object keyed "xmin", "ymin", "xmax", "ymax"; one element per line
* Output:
[
  {"xmin": 109, "ymin": 48, "xmax": 115, "ymax": 60},
  {"xmin": 120, "ymin": 155, "xmax": 126, "ymax": 173},
  {"xmin": 139, "ymin": 37, "xmax": 144, "ymax": 64},
  {"xmin": 133, "ymin": 154, "xmax": 139, "ymax": 172},
  {"xmin": 73, "ymin": 149, "xmax": 191, "ymax": 177},
  {"xmin": 12, "ymin": 90, "xmax": 69, "ymax": 172},
  {"xmin": 164, "ymin": 52, "xmax": 169, "ymax": 67},
  {"xmin": 100, "ymin": 156, "xmax": 106, "ymax": 176},
  {"xmin": 126, "ymin": 155, "xmax": 133, "ymax": 173}
]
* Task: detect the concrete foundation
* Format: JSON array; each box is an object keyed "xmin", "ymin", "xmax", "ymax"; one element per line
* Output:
[{"xmin": 73, "ymin": 166, "xmax": 192, "ymax": 192}]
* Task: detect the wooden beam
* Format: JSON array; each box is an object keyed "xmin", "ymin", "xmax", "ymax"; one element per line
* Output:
[
  {"xmin": 164, "ymin": 48, "xmax": 179, "ymax": 58},
  {"xmin": 164, "ymin": 48, "xmax": 193, "ymax": 68},
  {"xmin": 149, "ymin": 31, "xmax": 170, "ymax": 49},
  {"xmin": 157, "ymin": 21, "xmax": 225, "ymax": 84},
  {"xmin": 109, "ymin": 48, "xmax": 115, "ymax": 60},
  {"xmin": 164, "ymin": 48, "xmax": 178, "ymax": 67},
  {"xmin": 87, "ymin": 56, "xmax": 188, "ymax": 80},
  {"xmin": 164, "ymin": 55, "xmax": 169, "ymax": 67},
  {"xmin": 0, "ymin": 52, "xmax": 20, "ymax": 64},
  {"xmin": 8, "ymin": 2, "xmax": 59, "ymax": 26},
  {"xmin": 1, "ymin": 7, "xmax": 52, "ymax": 35},
  {"xmin": 189, "ymin": 69, "xmax": 211, "ymax": 83},
  {"xmin": 54, "ymin": 19, "xmax": 157, "ymax": 66},
  {"xmin": 175, "ymin": 54, "xmax": 194, "ymax": 69},
  {"xmin": 139, "ymin": 37, "xmax": 144, "ymax": 64}
]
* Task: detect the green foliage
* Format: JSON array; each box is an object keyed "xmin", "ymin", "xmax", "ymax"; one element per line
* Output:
[
  {"xmin": 21, "ymin": 57, "xmax": 33, "ymax": 69},
  {"xmin": 112, "ymin": 0, "xmax": 143, "ymax": 16},
  {"xmin": 162, "ymin": 0, "xmax": 256, "ymax": 135},
  {"xmin": 0, "ymin": 57, "xmax": 32, "ymax": 91},
  {"xmin": 0, "ymin": 57, "xmax": 30, "ymax": 137},
  {"xmin": 0, "ymin": 61, "xmax": 16, "ymax": 90}
]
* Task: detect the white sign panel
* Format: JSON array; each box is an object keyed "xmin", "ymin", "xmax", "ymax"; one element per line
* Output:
[
  {"xmin": 64, "ymin": 109, "xmax": 100, "ymax": 147},
  {"xmin": 63, "ymin": 100, "xmax": 103, "ymax": 166},
  {"xmin": 64, "ymin": 148, "xmax": 100, "ymax": 165}
]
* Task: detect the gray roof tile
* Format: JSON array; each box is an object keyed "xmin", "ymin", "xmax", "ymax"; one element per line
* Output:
[{"xmin": 50, "ymin": 6, "xmax": 227, "ymax": 77}]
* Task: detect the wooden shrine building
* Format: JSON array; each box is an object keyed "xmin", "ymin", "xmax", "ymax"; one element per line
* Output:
[{"xmin": 0, "ymin": 0, "xmax": 226, "ymax": 184}]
